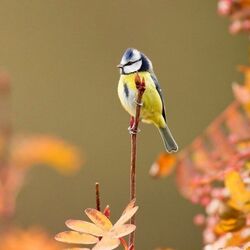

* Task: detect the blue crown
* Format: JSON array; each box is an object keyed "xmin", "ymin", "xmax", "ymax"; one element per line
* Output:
[{"xmin": 124, "ymin": 48, "xmax": 135, "ymax": 61}]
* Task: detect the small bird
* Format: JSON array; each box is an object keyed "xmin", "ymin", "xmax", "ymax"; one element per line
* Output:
[{"xmin": 117, "ymin": 48, "xmax": 178, "ymax": 153}]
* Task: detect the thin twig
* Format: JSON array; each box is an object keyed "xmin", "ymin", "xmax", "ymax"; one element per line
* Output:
[
  {"xmin": 120, "ymin": 237, "xmax": 129, "ymax": 250},
  {"xmin": 129, "ymin": 74, "xmax": 145, "ymax": 247},
  {"xmin": 95, "ymin": 182, "xmax": 101, "ymax": 211}
]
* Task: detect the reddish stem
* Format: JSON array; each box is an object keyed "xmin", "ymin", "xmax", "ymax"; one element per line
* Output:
[
  {"xmin": 129, "ymin": 74, "xmax": 145, "ymax": 247},
  {"xmin": 95, "ymin": 182, "xmax": 101, "ymax": 211},
  {"xmin": 120, "ymin": 237, "xmax": 129, "ymax": 250}
]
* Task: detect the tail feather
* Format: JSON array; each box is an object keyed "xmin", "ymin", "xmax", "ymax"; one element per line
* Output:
[{"xmin": 159, "ymin": 125, "xmax": 178, "ymax": 153}]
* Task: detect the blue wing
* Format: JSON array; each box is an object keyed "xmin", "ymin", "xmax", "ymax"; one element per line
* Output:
[{"xmin": 150, "ymin": 73, "xmax": 167, "ymax": 122}]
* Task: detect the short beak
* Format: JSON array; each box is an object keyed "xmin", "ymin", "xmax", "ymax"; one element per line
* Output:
[{"xmin": 116, "ymin": 64, "xmax": 123, "ymax": 68}]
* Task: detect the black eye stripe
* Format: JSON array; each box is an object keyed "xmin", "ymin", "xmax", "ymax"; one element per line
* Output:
[
  {"xmin": 124, "ymin": 58, "xmax": 142, "ymax": 67},
  {"xmin": 125, "ymin": 61, "xmax": 133, "ymax": 66}
]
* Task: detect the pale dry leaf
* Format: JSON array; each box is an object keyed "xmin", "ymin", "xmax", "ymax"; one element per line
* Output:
[
  {"xmin": 84, "ymin": 208, "xmax": 113, "ymax": 231},
  {"xmin": 92, "ymin": 236, "xmax": 120, "ymax": 250},
  {"xmin": 122, "ymin": 199, "xmax": 136, "ymax": 215},
  {"xmin": 55, "ymin": 231, "xmax": 98, "ymax": 244},
  {"xmin": 110, "ymin": 224, "xmax": 136, "ymax": 238},
  {"xmin": 66, "ymin": 220, "xmax": 103, "ymax": 237},
  {"xmin": 113, "ymin": 206, "xmax": 138, "ymax": 228}
]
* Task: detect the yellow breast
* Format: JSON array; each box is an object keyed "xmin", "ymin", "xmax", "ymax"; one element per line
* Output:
[{"xmin": 117, "ymin": 72, "xmax": 163, "ymax": 125}]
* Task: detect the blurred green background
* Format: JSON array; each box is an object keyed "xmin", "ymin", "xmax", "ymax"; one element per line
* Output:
[{"xmin": 0, "ymin": 0, "xmax": 248, "ymax": 249}]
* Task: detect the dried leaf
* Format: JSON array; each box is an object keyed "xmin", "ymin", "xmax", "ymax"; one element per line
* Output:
[
  {"xmin": 113, "ymin": 206, "xmax": 138, "ymax": 228},
  {"xmin": 122, "ymin": 199, "xmax": 136, "ymax": 215},
  {"xmin": 225, "ymin": 171, "xmax": 250, "ymax": 212},
  {"xmin": 219, "ymin": 204, "xmax": 244, "ymax": 220},
  {"xmin": 216, "ymin": 204, "xmax": 246, "ymax": 233},
  {"xmin": 84, "ymin": 208, "xmax": 113, "ymax": 231},
  {"xmin": 216, "ymin": 216, "xmax": 246, "ymax": 233},
  {"xmin": 66, "ymin": 220, "xmax": 103, "ymax": 237},
  {"xmin": 110, "ymin": 224, "xmax": 136, "ymax": 238},
  {"xmin": 56, "ymin": 201, "xmax": 139, "ymax": 250},
  {"xmin": 55, "ymin": 231, "xmax": 98, "ymax": 244},
  {"xmin": 92, "ymin": 236, "xmax": 120, "ymax": 250}
]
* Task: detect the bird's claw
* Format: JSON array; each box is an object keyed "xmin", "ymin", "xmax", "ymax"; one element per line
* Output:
[
  {"xmin": 128, "ymin": 126, "xmax": 141, "ymax": 135},
  {"xmin": 133, "ymin": 98, "xmax": 143, "ymax": 106}
]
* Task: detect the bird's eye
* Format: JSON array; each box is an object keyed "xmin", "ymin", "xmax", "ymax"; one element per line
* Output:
[{"xmin": 124, "ymin": 58, "xmax": 142, "ymax": 67}]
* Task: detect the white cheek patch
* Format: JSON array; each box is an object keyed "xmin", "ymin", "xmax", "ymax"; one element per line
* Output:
[{"xmin": 123, "ymin": 60, "xmax": 142, "ymax": 74}]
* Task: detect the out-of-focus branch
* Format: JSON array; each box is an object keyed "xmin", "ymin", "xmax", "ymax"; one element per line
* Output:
[{"xmin": 0, "ymin": 72, "xmax": 12, "ymax": 168}]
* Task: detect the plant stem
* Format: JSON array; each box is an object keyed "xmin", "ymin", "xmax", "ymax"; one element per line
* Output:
[
  {"xmin": 120, "ymin": 237, "xmax": 129, "ymax": 250},
  {"xmin": 129, "ymin": 74, "xmax": 145, "ymax": 247},
  {"xmin": 95, "ymin": 182, "xmax": 101, "ymax": 211}
]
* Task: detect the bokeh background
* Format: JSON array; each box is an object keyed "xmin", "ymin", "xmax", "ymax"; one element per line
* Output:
[{"xmin": 0, "ymin": 0, "xmax": 248, "ymax": 249}]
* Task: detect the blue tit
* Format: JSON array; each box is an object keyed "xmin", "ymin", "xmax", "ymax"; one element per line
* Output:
[{"xmin": 117, "ymin": 48, "xmax": 178, "ymax": 153}]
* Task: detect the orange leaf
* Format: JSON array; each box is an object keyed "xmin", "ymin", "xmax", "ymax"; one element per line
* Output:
[
  {"xmin": 66, "ymin": 220, "xmax": 103, "ymax": 237},
  {"xmin": 84, "ymin": 209, "xmax": 113, "ymax": 231},
  {"xmin": 55, "ymin": 231, "xmax": 98, "ymax": 244},
  {"xmin": 10, "ymin": 135, "xmax": 83, "ymax": 174},
  {"xmin": 215, "ymin": 217, "xmax": 246, "ymax": 233},
  {"xmin": 149, "ymin": 153, "xmax": 176, "ymax": 178},
  {"xmin": 225, "ymin": 171, "xmax": 250, "ymax": 212}
]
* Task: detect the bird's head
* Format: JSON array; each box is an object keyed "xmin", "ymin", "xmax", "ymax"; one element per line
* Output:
[{"xmin": 117, "ymin": 48, "xmax": 152, "ymax": 75}]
